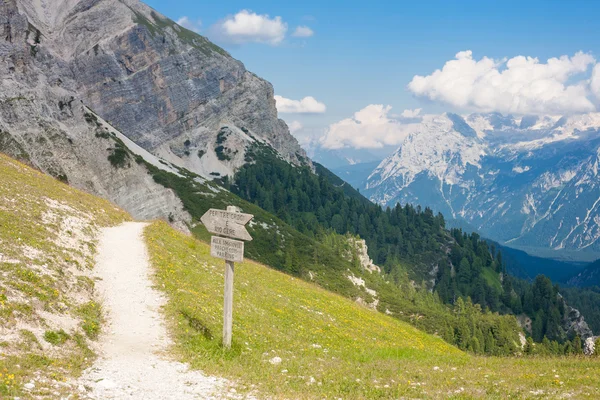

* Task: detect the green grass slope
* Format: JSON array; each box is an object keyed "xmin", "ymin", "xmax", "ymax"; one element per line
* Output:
[
  {"xmin": 145, "ymin": 221, "xmax": 600, "ymax": 399},
  {"xmin": 145, "ymin": 154, "xmax": 527, "ymax": 356},
  {"xmin": 0, "ymin": 154, "xmax": 130, "ymax": 398},
  {"xmin": 147, "ymin": 161, "xmax": 360, "ymax": 295}
]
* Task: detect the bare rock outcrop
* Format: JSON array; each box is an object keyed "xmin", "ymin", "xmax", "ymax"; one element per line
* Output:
[
  {"xmin": 347, "ymin": 237, "xmax": 381, "ymax": 274},
  {"xmin": 584, "ymin": 336, "xmax": 597, "ymax": 356},
  {"xmin": 563, "ymin": 305, "xmax": 594, "ymax": 341}
]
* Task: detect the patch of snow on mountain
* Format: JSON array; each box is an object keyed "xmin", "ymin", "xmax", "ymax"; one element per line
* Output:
[
  {"xmin": 464, "ymin": 114, "xmax": 493, "ymax": 138},
  {"xmin": 507, "ymin": 113, "xmax": 600, "ymax": 151},
  {"xmin": 513, "ymin": 166, "xmax": 531, "ymax": 173},
  {"xmin": 506, "ymin": 131, "xmax": 575, "ymax": 151},
  {"xmin": 363, "ymin": 111, "xmax": 600, "ymax": 251},
  {"xmin": 534, "ymin": 170, "xmax": 578, "ymax": 192},
  {"xmin": 531, "ymin": 115, "xmax": 562, "ymax": 130},
  {"xmin": 521, "ymin": 194, "xmax": 536, "ymax": 215},
  {"xmin": 557, "ymin": 113, "xmax": 600, "ymax": 135}
]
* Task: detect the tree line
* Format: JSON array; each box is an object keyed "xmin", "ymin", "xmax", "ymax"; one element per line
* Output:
[{"xmin": 231, "ymin": 144, "xmax": 596, "ymax": 352}]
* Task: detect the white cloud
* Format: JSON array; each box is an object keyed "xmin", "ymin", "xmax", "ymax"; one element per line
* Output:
[
  {"xmin": 592, "ymin": 64, "xmax": 600, "ymax": 99},
  {"xmin": 275, "ymin": 95, "xmax": 326, "ymax": 113},
  {"xmin": 211, "ymin": 10, "xmax": 287, "ymax": 45},
  {"xmin": 292, "ymin": 26, "xmax": 314, "ymax": 38},
  {"xmin": 288, "ymin": 120, "xmax": 303, "ymax": 133},
  {"xmin": 177, "ymin": 16, "xmax": 202, "ymax": 33},
  {"xmin": 321, "ymin": 105, "xmax": 411, "ymax": 149},
  {"xmin": 400, "ymin": 108, "xmax": 422, "ymax": 118},
  {"xmin": 408, "ymin": 50, "xmax": 597, "ymax": 115}
]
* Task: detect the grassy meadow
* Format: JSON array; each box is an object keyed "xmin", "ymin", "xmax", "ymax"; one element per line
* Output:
[
  {"xmin": 0, "ymin": 150, "xmax": 598, "ymax": 399},
  {"xmin": 0, "ymin": 154, "xmax": 130, "ymax": 398},
  {"xmin": 145, "ymin": 221, "xmax": 600, "ymax": 399}
]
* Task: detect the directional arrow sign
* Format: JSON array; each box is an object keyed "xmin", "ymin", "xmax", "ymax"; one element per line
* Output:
[{"xmin": 200, "ymin": 208, "xmax": 254, "ymax": 241}]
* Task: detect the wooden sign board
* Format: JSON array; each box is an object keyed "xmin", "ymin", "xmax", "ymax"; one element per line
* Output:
[
  {"xmin": 210, "ymin": 236, "xmax": 245, "ymax": 262},
  {"xmin": 205, "ymin": 206, "xmax": 253, "ymax": 349},
  {"xmin": 201, "ymin": 209, "xmax": 254, "ymax": 241}
]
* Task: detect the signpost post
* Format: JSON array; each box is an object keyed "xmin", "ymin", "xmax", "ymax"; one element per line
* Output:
[{"xmin": 201, "ymin": 206, "xmax": 253, "ymax": 348}]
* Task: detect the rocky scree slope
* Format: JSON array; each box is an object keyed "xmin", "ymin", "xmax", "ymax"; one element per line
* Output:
[
  {"xmin": 0, "ymin": 0, "xmax": 308, "ymax": 225},
  {"xmin": 365, "ymin": 112, "xmax": 600, "ymax": 254}
]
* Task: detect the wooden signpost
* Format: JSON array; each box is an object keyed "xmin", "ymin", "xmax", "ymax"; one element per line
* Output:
[{"xmin": 201, "ymin": 206, "xmax": 253, "ymax": 348}]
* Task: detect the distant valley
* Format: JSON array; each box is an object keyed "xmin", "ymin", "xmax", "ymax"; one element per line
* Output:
[{"xmin": 331, "ymin": 161, "xmax": 380, "ymax": 193}]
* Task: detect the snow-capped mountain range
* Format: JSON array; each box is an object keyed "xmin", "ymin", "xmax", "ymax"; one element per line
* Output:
[{"xmin": 363, "ymin": 112, "xmax": 600, "ymax": 254}]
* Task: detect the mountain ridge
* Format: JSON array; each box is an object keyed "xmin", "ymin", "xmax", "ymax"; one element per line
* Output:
[{"xmin": 364, "ymin": 112, "xmax": 600, "ymax": 254}]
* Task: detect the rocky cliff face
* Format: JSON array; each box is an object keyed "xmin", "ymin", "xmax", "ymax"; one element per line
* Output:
[
  {"xmin": 516, "ymin": 299, "xmax": 594, "ymax": 342},
  {"xmin": 18, "ymin": 0, "xmax": 308, "ymax": 175},
  {"xmin": 563, "ymin": 304, "xmax": 594, "ymax": 341},
  {"xmin": 0, "ymin": 0, "xmax": 190, "ymax": 225},
  {"xmin": 0, "ymin": 0, "xmax": 309, "ymax": 224}
]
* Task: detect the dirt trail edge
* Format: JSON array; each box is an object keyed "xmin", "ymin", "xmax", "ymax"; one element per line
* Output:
[{"xmin": 74, "ymin": 222, "xmax": 226, "ymax": 399}]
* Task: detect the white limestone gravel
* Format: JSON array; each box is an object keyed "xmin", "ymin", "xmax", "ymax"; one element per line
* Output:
[{"xmin": 73, "ymin": 222, "xmax": 227, "ymax": 399}]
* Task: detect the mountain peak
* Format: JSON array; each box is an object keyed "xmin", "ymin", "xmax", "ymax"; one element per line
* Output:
[
  {"xmin": 366, "ymin": 113, "xmax": 485, "ymax": 202},
  {"xmin": 446, "ymin": 113, "xmax": 479, "ymax": 138}
]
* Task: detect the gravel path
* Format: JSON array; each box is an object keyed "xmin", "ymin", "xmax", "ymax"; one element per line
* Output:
[{"xmin": 75, "ymin": 222, "xmax": 227, "ymax": 399}]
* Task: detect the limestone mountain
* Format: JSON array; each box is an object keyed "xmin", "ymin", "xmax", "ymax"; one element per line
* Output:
[
  {"xmin": 364, "ymin": 112, "xmax": 600, "ymax": 256},
  {"xmin": 0, "ymin": 0, "xmax": 308, "ymax": 223}
]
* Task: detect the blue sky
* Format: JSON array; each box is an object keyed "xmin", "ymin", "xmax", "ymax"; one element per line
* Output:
[{"xmin": 144, "ymin": 0, "xmax": 600, "ymax": 151}]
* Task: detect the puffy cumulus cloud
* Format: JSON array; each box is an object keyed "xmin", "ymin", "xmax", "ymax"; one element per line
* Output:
[
  {"xmin": 592, "ymin": 64, "xmax": 600, "ymax": 100},
  {"xmin": 211, "ymin": 10, "xmax": 287, "ymax": 45},
  {"xmin": 176, "ymin": 16, "xmax": 202, "ymax": 33},
  {"xmin": 400, "ymin": 108, "xmax": 422, "ymax": 118},
  {"xmin": 320, "ymin": 105, "xmax": 411, "ymax": 149},
  {"xmin": 408, "ymin": 50, "xmax": 597, "ymax": 115},
  {"xmin": 292, "ymin": 26, "xmax": 314, "ymax": 38},
  {"xmin": 275, "ymin": 95, "xmax": 327, "ymax": 113},
  {"xmin": 287, "ymin": 120, "xmax": 303, "ymax": 133}
]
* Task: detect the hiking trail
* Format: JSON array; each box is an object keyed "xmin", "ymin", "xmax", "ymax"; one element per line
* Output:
[{"xmin": 74, "ymin": 222, "xmax": 227, "ymax": 399}]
